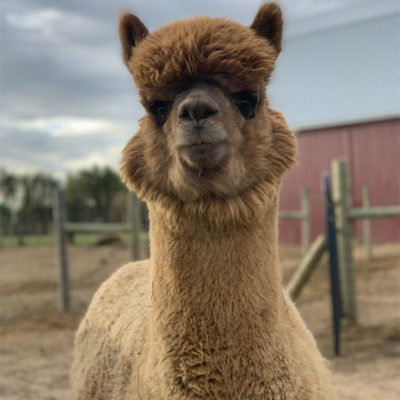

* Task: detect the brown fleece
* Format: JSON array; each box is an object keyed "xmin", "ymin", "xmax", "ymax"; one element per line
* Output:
[
  {"xmin": 71, "ymin": 3, "xmax": 335, "ymax": 399},
  {"xmin": 129, "ymin": 17, "xmax": 277, "ymax": 103}
]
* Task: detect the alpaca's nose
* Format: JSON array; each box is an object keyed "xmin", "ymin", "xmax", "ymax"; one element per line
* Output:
[{"xmin": 178, "ymin": 94, "xmax": 219, "ymax": 123}]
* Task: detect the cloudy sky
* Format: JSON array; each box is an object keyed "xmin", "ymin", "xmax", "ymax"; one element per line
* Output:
[{"xmin": 0, "ymin": 0, "xmax": 371, "ymax": 178}]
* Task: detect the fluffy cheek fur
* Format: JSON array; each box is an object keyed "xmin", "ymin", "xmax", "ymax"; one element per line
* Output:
[
  {"xmin": 120, "ymin": 116, "xmax": 171, "ymax": 200},
  {"xmin": 121, "ymin": 102, "xmax": 294, "ymax": 206}
]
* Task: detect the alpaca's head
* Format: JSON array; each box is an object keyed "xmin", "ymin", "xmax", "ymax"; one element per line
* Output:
[{"xmin": 120, "ymin": 3, "xmax": 296, "ymax": 218}]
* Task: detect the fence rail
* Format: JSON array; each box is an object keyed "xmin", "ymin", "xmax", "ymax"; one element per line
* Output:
[
  {"xmin": 348, "ymin": 206, "xmax": 400, "ymax": 219},
  {"xmin": 64, "ymin": 222, "xmax": 131, "ymax": 233},
  {"xmin": 278, "ymin": 211, "xmax": 305, "ymax": 219}
]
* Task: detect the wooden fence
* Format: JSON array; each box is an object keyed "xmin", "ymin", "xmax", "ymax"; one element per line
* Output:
[
  {"xmin": 52, "ymin": 189, "xmax": 143, "ymax": 311},
  {"xmin": 54, "ymin": 162, "xmax": 400, "ymax": 320},
  {"xmin": 53, "ymin": 187, "xmax": 311, "ymax": 312},
  {"xmin": 279, "ymin": 187, "xmax": 311, "ymax": 254},
  {"xmin": 331, "ymin": 159, "xmax": 400, "ymax": 321}
]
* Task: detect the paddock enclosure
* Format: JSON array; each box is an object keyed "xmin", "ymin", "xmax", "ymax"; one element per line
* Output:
[{"xmin": 1, "ymin": 241, "xmax": 399, "ymax": 399}]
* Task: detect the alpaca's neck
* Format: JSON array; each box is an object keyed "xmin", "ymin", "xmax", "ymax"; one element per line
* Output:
[{"xmin": 147, "ymin": 201, "xmax": 284, "ymax": 361}]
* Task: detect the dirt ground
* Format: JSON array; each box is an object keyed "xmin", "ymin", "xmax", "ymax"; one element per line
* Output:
[{"xmin": 0, "ymin": 241, "xmax": 399, "ymax": 399}]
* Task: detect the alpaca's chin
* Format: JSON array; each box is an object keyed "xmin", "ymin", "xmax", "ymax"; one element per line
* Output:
[{"xmin": 178, "ymin": 142, "xmax": 229, "ymax": 173}]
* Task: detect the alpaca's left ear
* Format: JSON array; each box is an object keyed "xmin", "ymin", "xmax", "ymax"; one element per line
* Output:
[
  {"xmin": 119, "ymin": 13, "xmax": 149, "ymax": 66},
  {"xmin": 251, "ymin": 3, "xmax": 283, "ymax": 54}
]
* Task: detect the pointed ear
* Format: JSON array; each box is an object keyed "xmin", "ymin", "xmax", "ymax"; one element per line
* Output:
[
  {"xmin": 251, "ymin": 3, "xmax": 283, "ymax": 54},
  {"xmin": 119, "ymin": 13, "xmax": 149, "ymax": 66}
]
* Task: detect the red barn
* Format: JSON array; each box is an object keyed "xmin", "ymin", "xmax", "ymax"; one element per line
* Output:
[
  {"xmin": 271, "ymin": 2, "xmax": 400, "ymax": 244},
  {"xmin": 279, "ymin": 119, "xmax": 400, "ymax": 243}
]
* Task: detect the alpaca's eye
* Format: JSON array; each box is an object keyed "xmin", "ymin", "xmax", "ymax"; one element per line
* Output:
[
  {"xmin": 237, "ymin": 100, "xmax": 252, "ymax": 117},
  {"xmin": 236, "ymin": 92, "xmax": 257, "ymax": 119},
  {"xmin": 150, "ymin": 101, "xmax": 172, "ymax": 124}
]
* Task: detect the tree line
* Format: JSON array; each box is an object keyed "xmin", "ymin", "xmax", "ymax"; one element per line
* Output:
[{"xmin": 0, "ymin": 166, "xmax": 128, "ymax": 237}]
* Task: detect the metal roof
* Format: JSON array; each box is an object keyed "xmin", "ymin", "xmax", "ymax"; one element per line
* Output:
[{"xmin": 269, "ymin": 0, "xmax": 400, "ymax": 131}]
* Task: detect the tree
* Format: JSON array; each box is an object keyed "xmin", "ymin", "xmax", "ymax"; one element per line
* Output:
[
  {"xmin": 0, "ymin": 169, "xmax": 18, "ymax": 201},
  {"xmin": 0, "ymin": 169, "xmax": 18, "ymax": 235},
  {"xmin": 0, "ymin": 166, "xmax": 128, "ymax": 237},
  {"xmin": 0, "ymin": 204, "xmax": 12, "ymax": 235},
  {"xmin": 17, "ymin": 173, "xmax": 57, "ymax": 234},
  {"xmin": 65, "ymin": 166, "xmax": 126, "ymax": 223},
  {"xmin": 0, "ymin": 169, "xmax": 57, "ymax": 236}
]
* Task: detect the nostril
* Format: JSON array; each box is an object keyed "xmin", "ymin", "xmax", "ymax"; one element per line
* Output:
[
  {"xmin": 202, "ymin": 107, "xmax": 218, "ymax": 120},
  {"xmin": 179, "ymin": 108, "xmax": 191, "ymax": 120},
  {"xmin": 179, "ymin": 100, "xmax": 219, "ymax": 122}
]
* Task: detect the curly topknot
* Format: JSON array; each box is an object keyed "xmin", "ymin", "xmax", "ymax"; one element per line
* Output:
[{"xmin": 128, "ymin": 17, "xmax": 278, "ymax": 101}]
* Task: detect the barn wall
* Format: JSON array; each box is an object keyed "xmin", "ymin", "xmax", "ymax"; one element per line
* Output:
[{"xmin": 278, "ymin": 118, "xmax": 400, "ymax": 244}]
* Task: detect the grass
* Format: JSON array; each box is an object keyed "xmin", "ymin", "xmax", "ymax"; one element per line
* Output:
[
  {"xmin": 0, "ymin": 233, "xmax": 132, "ymax": 248},
  {"xmin": 1, "ymin": 235, "xmax": 55, "ymax": 247},
  {"xmin": 72, "ymin": 234, "xmax": 101, "ymax": 246}
]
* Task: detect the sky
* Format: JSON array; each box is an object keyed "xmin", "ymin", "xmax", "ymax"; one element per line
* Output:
[{"xmin": 0, "ymin": 0, "xmax": 376, "ymax": 178}]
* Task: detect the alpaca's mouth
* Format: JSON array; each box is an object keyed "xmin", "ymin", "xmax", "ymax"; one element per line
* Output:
[
  {"xmin": 179, "ymin": 156, "xmax": 226, "ymax": 177},
  {"xmin": 179, "ymin": 141, "xmax": 228, "ymax": 173},
  {"xmin": 192, "ymin": 136, "xmax": 215, "ymax": 146},
  {"xmin": 188, "ymin": 142, "xmax": 218, "ymax": 151}
]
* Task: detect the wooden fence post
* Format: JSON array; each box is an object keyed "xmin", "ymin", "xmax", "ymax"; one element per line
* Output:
[
  {"xmin": 301, "ymin": 188, "xmax": 311, "ymax": 254},
  {"xmin": 362, "ymin": 186, "xmax": 372, "ymax": 261},
  {"xmin": 331, "ymin": 160, "xmax": 357, "ymax": 321},
  {"xmin": 53, "ymin": 188, "xmax": 70, "ymax": 312},
  {"xmin": 127, "ymin": 192, "xmax": 141, "ymax": 261}
]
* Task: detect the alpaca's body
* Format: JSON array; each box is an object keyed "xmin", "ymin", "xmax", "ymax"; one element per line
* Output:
[
  {"xmin": 72, "ymin": 4, "xmax": 335, "ymax": 398},
  {"xmin": 72, "ymin": 178, "xmax": 334, "ymax": 399}
]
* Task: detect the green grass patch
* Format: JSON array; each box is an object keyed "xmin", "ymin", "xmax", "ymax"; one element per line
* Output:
[
  {"xmin": 1, "ymin": 235, "xmax": 55, "ymax": 247},
  {"xmin": 72, "ymin": 234, "xmax": 98, "ymax": 246},
  {"xmin": 0, "ymin": 234, "xmax": 124, "ymax": 247},
  {"xmin": 0, "ymin": 232, "xmax": 144, "ymax": 248}
]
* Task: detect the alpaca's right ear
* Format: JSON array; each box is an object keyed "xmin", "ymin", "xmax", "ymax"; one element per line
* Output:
[{"xmin": 119, "ymin": 13, "xmax": 149, "ymax": 66}]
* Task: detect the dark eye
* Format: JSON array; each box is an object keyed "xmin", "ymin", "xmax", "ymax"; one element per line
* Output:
[
  {"xmin": 150, "ymin": 101, "xmax": 172, "ymax": 124},
  {"xmin": 235, "ymin": 92, "xmax": 257, "ymax": 119}
]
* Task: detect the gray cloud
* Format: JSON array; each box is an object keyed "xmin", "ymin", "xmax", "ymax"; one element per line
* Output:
[
  {"xmin": 1, "ymin": 0, "xmax": 367, "ymax": 177},
  {"xmin": 1, "ymin": 123, "xmax": 131, "ymax": 176}
]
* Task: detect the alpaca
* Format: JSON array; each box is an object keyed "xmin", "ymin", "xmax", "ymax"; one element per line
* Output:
[{"xmin": 71, "ymin": 3, "xmax": 335, "ymax": 399}]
